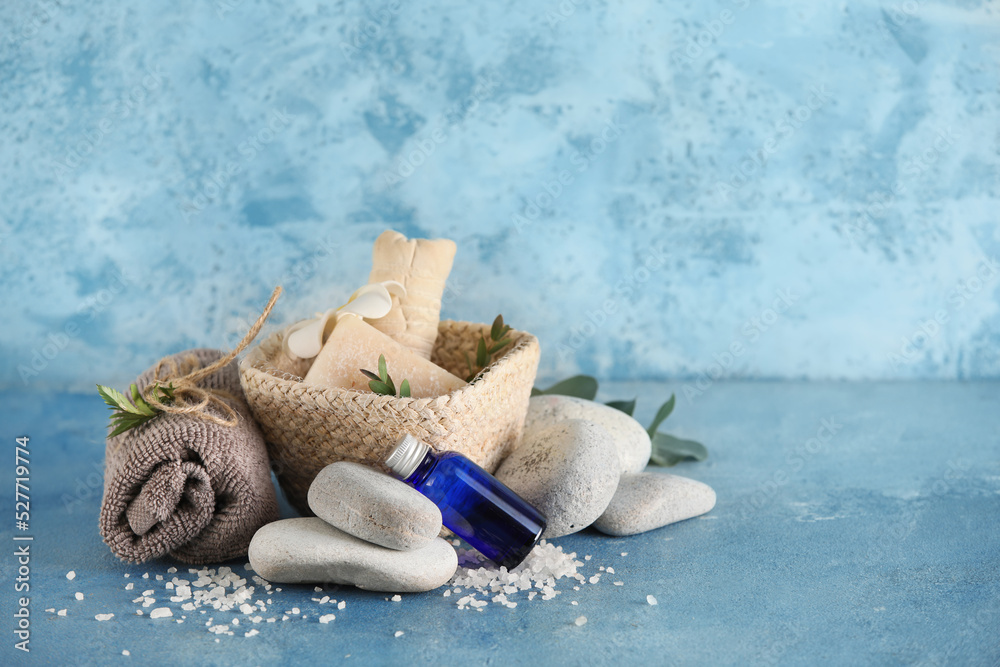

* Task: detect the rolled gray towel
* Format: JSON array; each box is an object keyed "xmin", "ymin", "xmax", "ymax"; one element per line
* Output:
[{"xmin": 99, "ymin": 349, "xmax": 279, "ymax": 564}]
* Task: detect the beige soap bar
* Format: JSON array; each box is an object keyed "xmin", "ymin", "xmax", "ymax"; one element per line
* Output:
[
  {"xmin": 303, "ymin": 315, "xmax": 466, "ymax": 398},
  {"xmin": 366, "ymin": 230, "xmax": 457, "ymax": 360}
]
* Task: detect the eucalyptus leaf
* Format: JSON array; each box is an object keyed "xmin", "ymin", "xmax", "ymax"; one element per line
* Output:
[
  {"xmin": 368, "ymin": 380, "xmax": 393, "ymax": 395},
  {"xmin": 605, "ymin": 398, "xmax": 636, "ymax": 416},
  {"xmin": 476, "ymin": 337, "xmax": 489, "ymax": 367},
  {"xmin": 646, "ymin": 394, "xmax": 676, "ymax": 439},
  {"xmin": 649, "ymin": 432, "xmax": 708, "ymax": 466},
  {"xmin": 359, "ymin": 369, "xmax": 381, "ymax": 383},
  {"xmin": 491, "ymin": 314, "xmax": 504, "ymax": 341},
  {"xmin": 532, "ymin": 375, "xmax": 598, "ymax": 400}
]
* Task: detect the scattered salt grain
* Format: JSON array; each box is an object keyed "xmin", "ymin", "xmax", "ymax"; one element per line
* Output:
[
  {"xmin": 75, "ymin": 592, "xmax": 84, "ymax": 601},
  {"xmin": 123, "ymin": 574, "xmax": 130, "ymax": 578},
  {"xmin": 614, "ymin": 581, "xmax": 623, "ymax": 586},
  {"xmin": 167, "ymin": 567, "xmax": 177, "ymax": 574},
  {"xmin": 584, "ymin": 555, "xmax": 591, "ymax": 561},
  {"xmin": 314, "ymin": 586, "xmax": 322, "ymax": 592},
  {"xmin": 574, "ymin": 616, "xmax": 587, "ymax": 626},
  {"xmin": 647, "ymin": 595, "xmax": 658, "ymax": 606},
  {"xmin": 621, "ymin": 552, "xmax": 628, "ymax": 557},
  {"xmin": 66, "ymin": 571, "xmax": 76, "ymax": 580},
  {"xmin": 95, "ymin": 614, "xmax": 114, "ymax": 621},
  {"xmin": 606, "ymin": 567, "xmax": 614, "ymax": 574},
  {"xmin": 122, "ymin": 650, "xmax": 130, "ymax": 656},
  {"xmin": 394, "ymin": 631, "xmax": 404, "ymax": 638},
  {"xmin": 149, "ymin": 608, "xmax": 173, "ymax": 619},
  {"xmin": 57, "ymin": 610, "xmax": 67, "ymax": 616},
  {"xmin": 125, "ymin": 583, "xmax": 134, "ymax": 591},
  {"xmin": 245, "ymin": 629, "xmax": 259, "ymax": 637},
  {"xmin": 319, "ymin": 614, "xmax": 336, "ymax": 624},
  {"xmin": 391, "ymin": 595, "xmax": 401, "ymax": 602},
  {"xmin": 142, "ymin": 573, "xmax": 149, "ymax": 579},
  {"xmin": 155, "ymin": 575, "xmax": 163, "ymax": 581},
  {"xmin": 45, "ymin": 608, "xmax": 55, "ymax": 613},
  {"xmin": 337, "ymin": 601, "xmax": 346, "ymax": 610}
]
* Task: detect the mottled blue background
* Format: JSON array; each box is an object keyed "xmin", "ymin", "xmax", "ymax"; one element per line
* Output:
[{"xmin": 2, "ymin": 0, "xmax": 998, "ymax": 392}]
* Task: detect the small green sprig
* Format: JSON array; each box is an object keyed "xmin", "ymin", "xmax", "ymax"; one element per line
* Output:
[
  {"xmin": 96, "ymin": 382, "xmax": 175, "ymax": 437},
  {"xmin": 464, "ymin": 314, "xmax": 513, "ymax": 382},
  {"xmin": 532, "ymin": 376, "xmax": 708, "ymax": 467},
  {"xmin": 360, "ymin": 354, "xmax": 411, "ymax": 397}
]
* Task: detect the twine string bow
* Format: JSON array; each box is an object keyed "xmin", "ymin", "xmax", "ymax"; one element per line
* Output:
[{"xmin": 141, "ymin": 286, "xmax": 283, "ymax": 427}]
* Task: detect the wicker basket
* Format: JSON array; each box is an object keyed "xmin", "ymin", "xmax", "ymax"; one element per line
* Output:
[{"xmin": 238, "ymin": 320, "xmax": 541, "ymax": 515}]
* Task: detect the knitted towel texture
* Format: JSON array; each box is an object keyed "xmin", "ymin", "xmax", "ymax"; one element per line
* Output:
[{"xmin": 99, "ymin": 349, "xmax": 279, "ymax": 564}]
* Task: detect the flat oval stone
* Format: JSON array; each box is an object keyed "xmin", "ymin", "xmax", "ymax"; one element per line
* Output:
[
  {"xmin": 593, "ymin": 472, "xmax": 716, "ymax": 536},
  {"xmin": 524, "ymin": 395, "xmax": 651, "ymax": 474},
  {"xmin": 307, "ymin": 461, "xmax": 442, "ymax": 551},
  {"xmin": 496, "ymin": 419, "xmax": 620, "ymax": 539},
  {"xmin": 248, "ymin": 518, "xmax": 457, "ymax": 592}
]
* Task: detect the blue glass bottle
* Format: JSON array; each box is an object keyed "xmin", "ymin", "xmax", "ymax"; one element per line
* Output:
[{"xmin": 385, "ymin": 434, "xmax": 546, "ymax": 569}]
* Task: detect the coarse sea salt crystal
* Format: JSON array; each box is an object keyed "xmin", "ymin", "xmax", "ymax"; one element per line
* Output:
[
  {"xmin": 394, "ymin": 631, "xmax": 404, "ymax": 638},
  {"xmin": 574, "ymin": 616, "xmax": 587, "ymax": 626},
  {"xmin": 95, "ymin": 614, "xmax": 114, "ymax": 621},
  {"xmin": 66, "ymin": 571, "xmax": 76, "ymax": 580},
  {"xmin": 57, "ymin": 610, "xmax": 67, "ymax": 616},
  {"xmin": 149, "ymin": 608, "xmax": 173, "ymax": 619},
  {"xmin": 391, "ymin": 595, "xmax": 401, "ymax": 602},
  {"xmin": 122, "ymin": 650, "xmax": 130, "ymax": 656},
  {"xmin": 337, "ymin": 601, "xmax": 346, "ymax": 610},
  {"xmin": 319, "ymin": 614, "xmax": 336, "ymax": 624},
  {"xmin": 75, "ymin": 592, "xmax": 84, "ymax": 600},
  {"xmin": 245, "ymin": 629, "xmax": 259, "ymax": 638},
  {"xmin": 647, "ymin": 595, "xmax": 658, "ymax": 606}
]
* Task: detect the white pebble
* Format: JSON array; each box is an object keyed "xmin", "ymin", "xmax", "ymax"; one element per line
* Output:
[
  {"xmin": 75, "ymin": 592, "xmax": 84, "ymax": 601},
  {"xmin": 647, "ymin": 595, "xmax": 658, "ymax": 606},
  {"xmin": 149, "ymin": 608, "xmax": 173, "ymax": 619},
  {"xmin": 319, "ymin": 614, "xmax": 336, "ymax": 624},
  {"xmin": 95, "ymin": 613, "xmax": 114, "ymax": 621},
  {"xmin": 66, "ymin": 571, "xmax": 76, "ymax": 580},
  {"xmin": 574, "ymin": 616, "xmax": 587, "ymax": 626}
]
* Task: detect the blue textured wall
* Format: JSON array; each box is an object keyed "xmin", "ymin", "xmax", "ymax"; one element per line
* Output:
[{"xmin": 1, "ymin": 1, "xmax": 998, "ymax": 392}]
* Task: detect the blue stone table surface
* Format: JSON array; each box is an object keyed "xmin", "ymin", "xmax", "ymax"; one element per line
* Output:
[{"xmin": 1, "ymin": 381, "xmax": 998, "ymax": 666}]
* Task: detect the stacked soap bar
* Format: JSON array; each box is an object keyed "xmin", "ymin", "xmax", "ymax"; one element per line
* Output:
[{"xmin": 302, "ymin": 315, "xmax": 465, "ymax": 398}]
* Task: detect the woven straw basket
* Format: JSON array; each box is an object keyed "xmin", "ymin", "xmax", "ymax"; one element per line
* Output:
[{"xmin": 239, "ymin": 320, "xmax": 540, "ymax": 515}]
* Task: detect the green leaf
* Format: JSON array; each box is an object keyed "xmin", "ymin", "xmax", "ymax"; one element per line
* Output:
[
  {"xmin": 530, "ymin": 387, "xmax": 543, "ymax": 397},
  {"xmin": 465, "ymin": 352, "xmax": 474, "ymax": 376},
  {"xmin": 476, "ymin": 337, "xmax": 489, "ymax": 367},
  {"xmin": 649, "ymin": 432, "xmax": 708, "ymax": 466},
  {"xmin": 399, "ymin": 379, "xmax": 411, "ymax": 398},
  {"xmin": 488, "ymin": 339, "xmax": 511, "ymax": 355},
  {"xmin": 533, "ymin": 375, "xmax": 598, "ymax": 400},
  {"xmin": 368, "ymin": 380, "xmax": 394, "ymax": 395},
  {"xmin": 359, "ymin": 368, "xmax": 381, "ymax": 383},
  {"xmin": 377, "ymin": 354, "xmax": 388, "ymax": 383},
  {"xmin": 646, "ymin": 394, "xmax": 676, "ymax": 439},
  {"xmin": 605, "ymin": 398, "xmax": 636, "ymax": 416},
  {"xmin": 491, "ymin": 314, "xmax": 504, "ymax": 341}
]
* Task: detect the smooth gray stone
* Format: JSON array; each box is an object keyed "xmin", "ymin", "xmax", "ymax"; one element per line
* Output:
[
  {"xmin": 248, "ymin": 518, "xmax": 457, "ymax": 592},
  {"xmin": 593, "ymin": 472, "xmax": 716, "ymax": 536},
  {"xmin": 307, "ymin": 461, "xmax": 442, "ymax": 551},
  {"xmin": 496, "ymin": 419, "xmax": 620, "ymax": 538},
  {"xmin": 524, "ymin": 395, "xmax": 651, "ymax": 474}
]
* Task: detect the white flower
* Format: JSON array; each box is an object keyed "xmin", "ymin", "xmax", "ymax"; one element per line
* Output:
[{"xmin": 284, "ymin": 281, "xmax": 406, "ymax": 359}]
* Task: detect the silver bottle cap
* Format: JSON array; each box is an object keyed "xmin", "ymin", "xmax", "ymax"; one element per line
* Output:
[{"xmin": 385, "ymin": 433, "xmax": 430, "ymax": 479}]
